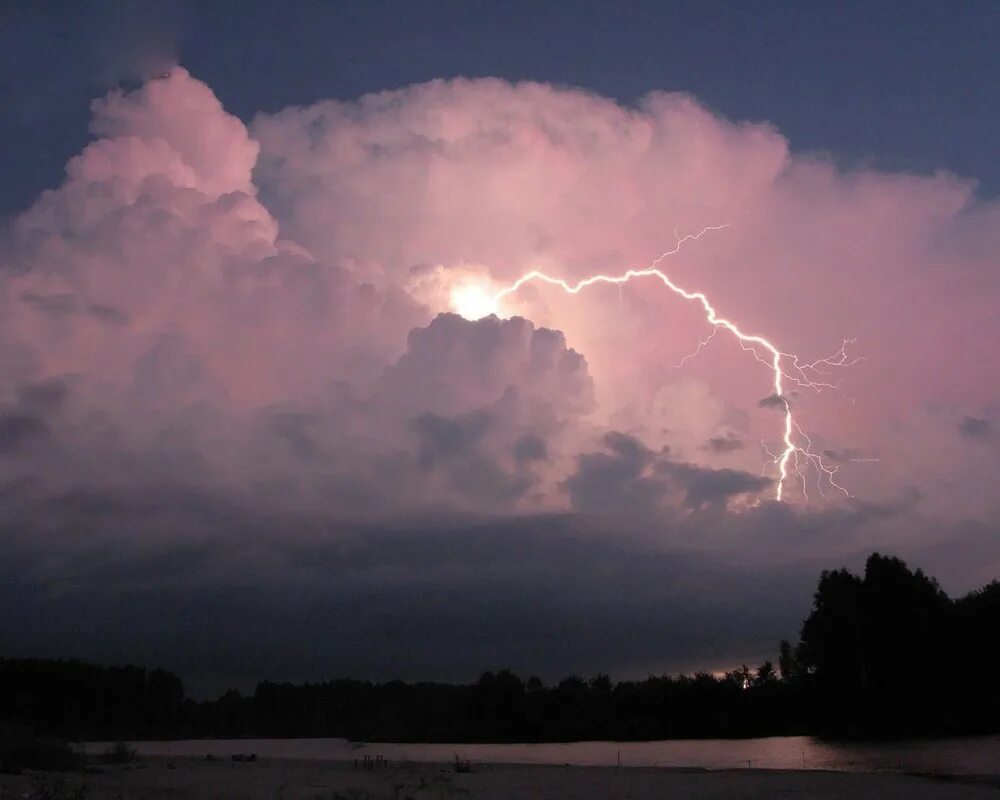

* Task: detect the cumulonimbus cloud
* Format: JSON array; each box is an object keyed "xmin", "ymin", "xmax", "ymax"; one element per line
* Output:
[
  {"xmin": 0, "ymin": 66, "xmax": 997, "ymax": 574},
  {"xmin": 1, "ymin": 67, "xmax": 998, "ymax": 685},
  {"xmin": 250, "ymin": 73, "xmax": 1000, "ymax": 518}
]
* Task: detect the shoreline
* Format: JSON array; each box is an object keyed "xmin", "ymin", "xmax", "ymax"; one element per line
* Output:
[
  {"xmin": 4, "ymin": 756, "xmax": 1000, "ymax": 799},
  {"xmin": 79, "ymin": 732, "xmax": 1000, "ymax": 775}
]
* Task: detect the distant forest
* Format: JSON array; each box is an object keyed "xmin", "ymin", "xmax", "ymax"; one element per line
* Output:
[{"xmin": 2, "ymin": 553, "xmax": 998, "ymax": 743}]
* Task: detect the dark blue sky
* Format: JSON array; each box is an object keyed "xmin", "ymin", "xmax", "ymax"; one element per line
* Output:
[{"xmin": 1, "ymin": 0, "xmax": 997, "ymax": 217}]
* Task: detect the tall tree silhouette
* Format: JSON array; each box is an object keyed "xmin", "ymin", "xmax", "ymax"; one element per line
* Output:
[{"xmin": 2, "ymin": 553, "xmax": 998, "ymax": 742}]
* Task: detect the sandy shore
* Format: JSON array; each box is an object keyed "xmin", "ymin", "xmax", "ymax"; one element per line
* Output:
[{"xmin": 2, "ymin": 757, "xmax": 999, "ymax": 799}]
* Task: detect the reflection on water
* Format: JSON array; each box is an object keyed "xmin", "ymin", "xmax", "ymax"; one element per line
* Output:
[{"xmin": 88, "ymin": 734, "xmax": 1000, "ymax": 774}]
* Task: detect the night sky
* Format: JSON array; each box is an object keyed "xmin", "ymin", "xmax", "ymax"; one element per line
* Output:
[{"xmin": 0, "ymin": 1, "xmax": 997, "ymax": 696}]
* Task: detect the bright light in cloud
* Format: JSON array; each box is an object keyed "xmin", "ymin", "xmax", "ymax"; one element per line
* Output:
[
  {"xmin": 484, "ymin": 226, "xmax": 856, "ymax": 502},
  {"xmin": 3, "ymin": 66, "xmax": 998, "ymax": 526},
  {"xmin": 450, "ymin": 283, "xmax": 498, "ymax": 321}
]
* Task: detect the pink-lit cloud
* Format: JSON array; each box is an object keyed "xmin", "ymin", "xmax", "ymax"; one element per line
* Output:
[
  {"xmin": 1, "ymin": 67, "xmax": 998, "ymax": 608},
  {"xmin": 252, "ymin": 74, "xmax": 1000, "ymax": 518}
]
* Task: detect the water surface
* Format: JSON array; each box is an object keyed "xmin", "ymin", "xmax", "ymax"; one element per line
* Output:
[{"xmin": 91, "ymin": 734, "xmax": 1000, "ymax": 774}]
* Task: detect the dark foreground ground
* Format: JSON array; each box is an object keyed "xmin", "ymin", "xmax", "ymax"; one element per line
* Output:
[{"xmin": 2, "ymin": 757, "xmax": 1000, "ymax": 800}]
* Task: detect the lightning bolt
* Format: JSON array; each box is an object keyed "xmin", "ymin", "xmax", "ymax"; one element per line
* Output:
[
  {"xmin": 483, "ymin": 225, "xmax": 856, "ymax": 502},
  {"xmin": 672, "ymin": 327, "xmax": 719, "ymax": 369}
]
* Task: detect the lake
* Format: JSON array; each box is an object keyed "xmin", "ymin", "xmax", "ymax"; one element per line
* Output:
[{"xmin": 91, "ymin": 734, "xmax": 1000, "ymax": 774}]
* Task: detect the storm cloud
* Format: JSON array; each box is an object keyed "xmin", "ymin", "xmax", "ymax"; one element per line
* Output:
[{"xmin": 0, "ymin": 68, "xmax": 998, "ymax": 690}]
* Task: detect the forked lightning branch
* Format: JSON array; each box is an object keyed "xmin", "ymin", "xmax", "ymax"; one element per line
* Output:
[{"xmin": 449, "ymin": 226, "xmax": 860, "ymax": 503}]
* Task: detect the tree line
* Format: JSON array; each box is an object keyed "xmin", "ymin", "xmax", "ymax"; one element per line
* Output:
[{"xmin": 1, "ymin": 553, "xmax": 997, "ymax": 742}]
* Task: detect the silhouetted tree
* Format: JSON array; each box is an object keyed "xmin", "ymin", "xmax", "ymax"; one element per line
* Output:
[
  {"xmin": 793, "ymin": 552, "xmax": 993, "ymax": 736},
  {"xmin": 753, "ymin": 662, "xmax": 776, "ymax": 686},
  {"xmin": 2, "ymin": 553, "xmax": 997, "ymax": 743}
]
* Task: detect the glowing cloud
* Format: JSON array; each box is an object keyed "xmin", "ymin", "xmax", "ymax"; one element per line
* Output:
[
  {"xmin": 4, "ymin": 68, "xmax": 999, "ymax": 527},
  {"xmin": 450, "ymin": 283, "xmax": 498, "ymax": 321},
  {"xmin": 459, "ymin": 226, "xmax": 857, "ymax": 502}
]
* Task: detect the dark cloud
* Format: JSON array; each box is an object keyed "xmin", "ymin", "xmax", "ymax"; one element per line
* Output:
[
  {"xmin": 410, "ymin": 411, "xmax": 534, "ymax": 507},
  {"xmin": 0, "ymin": 413, "xmax": 47, "ymax": 453},
  {"xmin": 513, "ymin": 433, "xmax": 547, "ymax": 464},
  {"xmin": 822, "ymin": 448, "xmax": 860, "ymax": 464},
  {"xmin": 380, "ymin": 313, "xmax": 593, "ymax": 422},
  {"xmin": 268, "ymin": 411, "xmax": 320, "ymax": 461},
  {"xmin": 2, "ymin": 480, "xmax": 983, "ymax": 696},
  {"xmin": 565, "ymin": 431, "xmax": 771, "ymax": 514},
  {"xmin": 757, "ymin": 394, "xmax": 787, "ymax": 410},
  {"xmin": 0, "ymin": 494, "xmax": 817, "ymax": 693},
  {"xmin": 704, "ymin": 432, "xmax": 745, "ymax": 454},
  {"xmin": 657, "ymin": 461, "xmax": 772, "ymax": 510},
  {"xmin": 87, "ymin": 303, "xmax": 129, "ymax": 325},
  {"xmin": 17, "ymin": 378, "xmax": 69, "ymax": 412},
  {"xmin": 563, "ymin": 432, "xmax": 665, "ymax": 516},
  {"xmin": 411, "ymin": 411, "xmax": 491, "ymax": 467},
  {"xmin": 0, "ymin": 378, "xmax": 66, "ymax": 455},
  {"xmin": 958, "ymin": 416, "xmax": 991, "ymax": 440},
  {"xmin": 20, "ymin": 291, "xmax": 78, "ymax": 316}
]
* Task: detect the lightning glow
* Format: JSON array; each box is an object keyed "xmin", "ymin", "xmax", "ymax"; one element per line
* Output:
[
  {"xmin": 454, "ymin": 225, "xmax": 857, "ymax": 502},
  {"xmin": 450, "ymin": 283, "xmax": 498, "ymax": 321}
]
